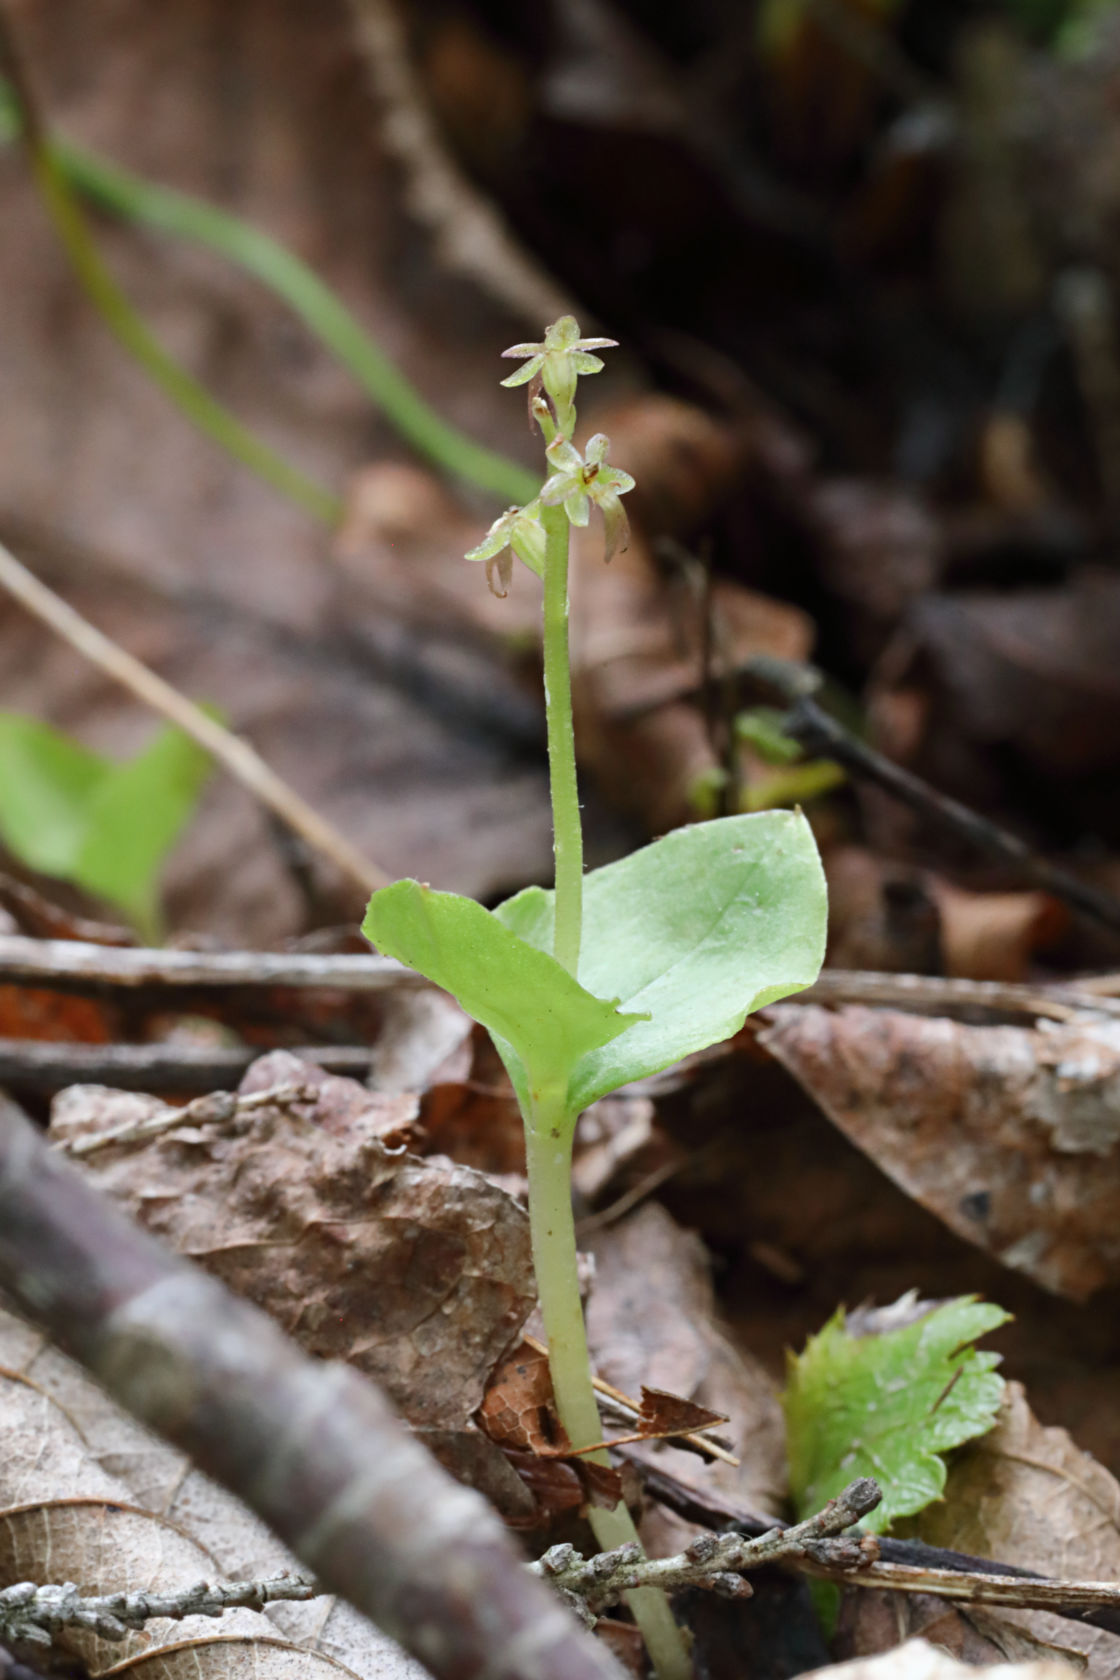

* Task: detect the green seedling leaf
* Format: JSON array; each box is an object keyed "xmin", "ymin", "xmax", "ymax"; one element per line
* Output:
[
  {"xmin": 495, "ymin": 809, "xmax": 827, "ymax": 1113},
  {"xmin": 75, "ymin": 725, "xmax": 213, "ymax": 941},
  {"xmin": 0, "ymin": 714, "xmax": 104, "ymax": 875},
  {"xmin": 0, "ymin": 713, "xmax": 212, "ymax": 940},
  {"xmin": 783, "ymin": 1296, "xmax": 1011, "ymax": 1532},
  {"xmin": 363, "ymin": 880, "xmax": 645, "ymax": 1109}
]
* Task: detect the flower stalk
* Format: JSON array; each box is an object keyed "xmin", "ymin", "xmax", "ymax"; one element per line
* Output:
[{"xmin": 467, "ymin": 318, "xmax": 690, "ymax": 1680}]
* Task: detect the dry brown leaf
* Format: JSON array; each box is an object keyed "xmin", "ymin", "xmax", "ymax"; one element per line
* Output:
[
  {"xmin": 478, "ymin": 1339, "xmax": 559, "ymax": 1457},
  {"xmin": 0, "ymin": 1304, "xmax": 424, "ymax": 1680},
  {"xmin": 758, "ymin": 1004, "xmax": 1120, "ymax": 1299},
  {"xmin": 898, "ymin": 1384, "xmax": 1120, "ymax": 1679},
  {"xmin": 585, "ymin": 1202, "xmax": 787, "ymax": 1552},
  {"xmin": 803, "ymin": 1637, "xmax": 1077, "ymax": 1680},
  {"xmin": 52, "ymin": 1055, "xmax": 535, "ymax": 1426}
]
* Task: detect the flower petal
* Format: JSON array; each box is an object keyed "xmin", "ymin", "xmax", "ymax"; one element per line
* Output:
[
  {"xmin": 585, "ymin": 433, "xmax": 610, "ymax": 464},
  {"xmin": 600, "ymin": 496, "xmax": 631, "ymax": 564},
  {"xmin": 601, "ymin": 465, "xmax": 635, "ymax": 496},
  {"xmin": 544, "ymin": 437, "xmax": 583, "ymax": 472},
  {"xmin": 576, "ymin": 337, "xmax": 618, "ymax": 350},
  {"xmin": 501, "ymin": 342, "xmax": 544, "ymax": 359},
  {"xmin": 548, "ymin": 316, "xmax": 581, "ymax": 347},
  {"xmin": 572, "ymin": 352, "xmax": 605, "ymax": 376},
  {"xmin": 500, "ymin": 356, "xmax": 542, "ymax": 389},
  {"xmin": 486, "ymin": 550, "xmax": 514, "ymax": 597},
  {"xmin": 564, "ymin": 490, "xmax": 591, "ymax": 526}
]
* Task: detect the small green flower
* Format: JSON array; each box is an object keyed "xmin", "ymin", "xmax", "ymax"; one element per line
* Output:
[
  {"xmin": 465, "ymin": 501, "xmax": 546, "ymax": 596},
  {"xmin": 541, "ymin": 433, "xmax": 636, "ymax": 562},
  {"xmin": 501, "ymin": 316, "xmax": 617, "ymax": 435}
]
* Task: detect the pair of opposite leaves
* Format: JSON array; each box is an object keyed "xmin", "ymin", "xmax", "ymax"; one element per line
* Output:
[{"xmin": 364, "ymin": 810, "xmax": 827, "ymax": 1124}]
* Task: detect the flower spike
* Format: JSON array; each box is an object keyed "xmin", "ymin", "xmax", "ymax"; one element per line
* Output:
[
  {"xmin": 541, "ymin": 433, "xmax": 635, "ymax": 562},
  {"xmin": 465, "ymin": 502, "xmax": 546, "ymax": 596},
  {"xmin": 501, "ymin": 316, "xmax": 618, "ymax": 437}
]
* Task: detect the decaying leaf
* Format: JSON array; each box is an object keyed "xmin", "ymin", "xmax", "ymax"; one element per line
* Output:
[
  {"xmin": 53, "ymin": 1053, "xmax": 536, "ymax": 1427},
  {"xmin": 900, "ymin": 1383, "xmax": 1120, "ymax": 1679},
  {"xmin": 585, "ymin": 1201, "xmax": 787, "ymax": 1547},
  {"xmin": 0, "ymin": 1304, "xmax": 425, "ymax": 1680},
  {"xmin": 759, "ymin": 1005, "xmax": 1120, "ymax": 1299},
  {"xmin": 803, "ymin": 1637, "xmax": 1077, "ymax": 1680}
]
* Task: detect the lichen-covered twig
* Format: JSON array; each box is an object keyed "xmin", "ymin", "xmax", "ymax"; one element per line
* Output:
[
  {"xmin": 0, "ymin": 1574, "xmax": 320, "ymax": 1649},
  {"xmin": 0, "ymin": 1098, "xmax": 626, "ymax": 1680},
  {"xmin": 55, "ymin": 1081, "xmax": 318, "ymax": 1157},
  {"xmin": 530, "ymin": 1479, "xmax": 882, "ymax": 1623}
]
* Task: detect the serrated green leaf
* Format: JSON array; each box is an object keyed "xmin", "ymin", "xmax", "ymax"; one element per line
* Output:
[
  {"xmin": 495, "ymin": 810, "xmax": 827, "ymax": 1113},
  {"xmin": 362, "ymin": 880, "xmax": 644, "ymax": 1110},
  {"xmin": 0, "ymin": 712, "xmax": 212, "ymax": 939},
  {"xmin": 783, "ymin": 1296, "xmax": 1011, "ymax": 1532}
]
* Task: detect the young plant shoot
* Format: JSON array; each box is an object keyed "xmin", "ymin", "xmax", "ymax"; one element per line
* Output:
[{"xmin": 363, "ymin": 319, "xmax": 828, "ymax": 1678}]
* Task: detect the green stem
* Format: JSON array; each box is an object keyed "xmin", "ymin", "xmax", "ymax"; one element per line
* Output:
[
  {"xmin": 26, "ymin": 136, "xmax": 340, "ymax": 525},
  {"xmin": 525, "ymin": 1106, "xmax": 692, "ymax": 1680},
  {"xmin": 0, "ymin": 80, "xmax": 539, "ymax": 508},
  {"xmin": 541, "ymin": 501, "xmax": 583, "ymax": 977}
]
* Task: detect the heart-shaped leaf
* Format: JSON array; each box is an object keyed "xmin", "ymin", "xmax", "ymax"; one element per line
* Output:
[
  {"xmin": 495, "ymin": 809, "xmax": 826, "ymax": 1112},
  {"xmin": 362, "ymin": 880, "xmax": 644, "ymax": 1111}
]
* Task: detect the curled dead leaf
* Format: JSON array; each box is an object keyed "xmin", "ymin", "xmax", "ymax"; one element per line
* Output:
[{"xmin": 758, "ymin": 1005, "xmax": 1120, "ymax": 1299}]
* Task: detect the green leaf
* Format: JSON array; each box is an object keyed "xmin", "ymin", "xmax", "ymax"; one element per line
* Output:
[
  {"xmin": 0, "ymin": 714, "xmax": 105, "ymax": 875},
  {"xmin": 74, "ymin": 725, "xmax": 213, "ymax": 940},
  {"xmin": 496, "ymin": 809, "xmax": 827, "ymax": 1113},
  {"xmin": 783, "ymin": 1296, "xmax": 1011, "ymax": 1532},
  {"xmin": 362, "ymin": 880, "xmax": 644, "ymax": 1110},
  {"xmin": 0, "ymin": 713, "xmax": 212, "ymax": 939}
]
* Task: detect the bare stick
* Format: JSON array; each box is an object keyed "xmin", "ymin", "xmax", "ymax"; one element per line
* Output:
[
  {"xmin": 2, "ymin": 933, "xmax": 1116, "ymax": 1023},
  {"xmin": 747, "ymin": 654, "xmax": 1120, "ymax": 936},
  {"xmin": 0, "ymin": 539, "xmax": 390, "ymax": 896},
  {"xmin": 0, "ymin": 1040, "xmax": 372, "ymax": 1093},
  {"xmin": 0, "ymin": 935, "xmax": 415, "ymax": 991},
  {"xmin": 0, "ymin": 1100, "xmax": 626, "ymax": 1680}
]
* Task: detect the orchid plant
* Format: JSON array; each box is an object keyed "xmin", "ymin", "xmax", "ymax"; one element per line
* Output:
[{"xmin": 363, "ymin": 319, "xmax": 828, "ymax": 1679}]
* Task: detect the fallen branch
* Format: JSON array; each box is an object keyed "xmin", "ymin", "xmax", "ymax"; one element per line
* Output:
[
  {"xmin": 0, "ymin": 1040, "xmax": 373, "ymax": 1093},
  {"xmin": 0, "ymin": 1573, "xmax": 320, "ymax": 1648},
  {"xmin": 636, "ymin": 1457, "xmax": 1120, "ymax": 1639},
  {"xmin": 0, "ymin": 933, "xmax": 1115, "ymax": 1023},
  {"xmin": 530, "ymin": 1479, "xmax": 882, "ymax": 1623},
  {"xmin": 0, "ymin": 1098, "xmax": 626, "ymax": 1680}
]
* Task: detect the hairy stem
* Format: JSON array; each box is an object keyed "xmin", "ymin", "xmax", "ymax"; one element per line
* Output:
[
  {"xmin": 525, "ymin": 1106, "xmax": 692, "ymax": 1680},
  {"xmin": 541, "ymin": 501, "xmax": 583, "ymax": 976}
]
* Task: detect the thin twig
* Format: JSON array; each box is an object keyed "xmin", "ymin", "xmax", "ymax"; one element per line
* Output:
[
  {"xmin": 0, "ymin": 1574, "xmax": 321, "ymax": 1648},
  {"xmin": 2, "ymin": 934, "xmax": 1116, "ymax": 1022},
  {"xmin": 635, "ymin": 1457, "xmax": 1120, "ymax": 1639},
  {"xmin": 0, "ymin": 539, "xmax": 390, "ymax": 896},
  {"xmin": 747, "ymin": 654, "xmax": 1120, "ymax": 936},
  {"xmin": 529, "ymin": 1479, "xmax": 882, "ymax": 1620},
  {"xmin": 54, "ymin": 1080, "xmax": 318, "ymax": 1157},
  {"xmin": 0, "ymin": 1041, "xmax": 373, "ymax": 1093},
  {"xmin": 346, "ymin": 0, "xmax": 571, "ymax": 329},
  {"xmin": 520, "ymin": 1332, "xmax": 738, "ymax": 1468},
  {"xmin": 0, "ymin": 935, "xmax": 415, "ymax": 991}
]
